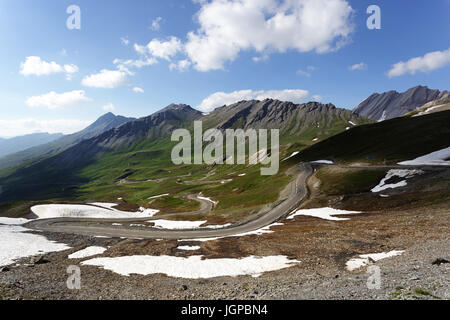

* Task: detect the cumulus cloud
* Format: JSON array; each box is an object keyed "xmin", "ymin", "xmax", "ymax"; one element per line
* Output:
[
  {"xmin": 387, "ymin": 48, "xmax": 450, "ymax": 78},
  {"xmin": 349, "ymin": 62, "xmax": 367, "ymax": 71},
  {"xmin": 133, "ymin": 87, "xmax": 144, "ymax": 93},
  {"xmin": 26, "ymin": 90, "xmax": 91, "ymax": 109},
  {"xmin": 185, "ymin": 0, "xmax": 354, "ymax": 71},
  {"xmin": 196, "ymin": 89, "xmax": 312, "ymax": 112},
  {"xmin": 151, "ymin": 17, "xmax": 163, "ymax": 31},
  {"xmin": 82, "ymin": 69, "xmax": 129, "ymax": 88},
  {"xmin": 0, "ymin": 118, "xmax": 91, "ymax": 138},
  {"xmin": 121, "ymin": 37, "xmax": 130, "ymax": 46},
  {"xmin": 136, "ymin": 36, "xmax": 182, "ymax": 61},
  {"xmin": 102, "ymin": 103, "xmax": 116, "ymax": 112},
  {"xmin": 20, "ymin": 56, "xmax": 79, "ymax": 79}
]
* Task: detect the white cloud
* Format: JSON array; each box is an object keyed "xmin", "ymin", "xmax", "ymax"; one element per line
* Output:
[
  {"xmin": 26, "ymin": 90, "xmax": 91, "ymax": 109},
  {"xmin": 20, "ymin": 56, "xmax": 79, "ymax": 79},
  {"xmin": 388, "ymin": 48, "xmax": 450, "ymax": 78},
  {"xmin": 252, "ymin": 55, "xmax": 269, "ymax": 63},
  {"xmin": 133, "ymin": 87, "xmax": 144, "ymax": 93},
  {"xmin": 185, "ymin": 0, "xmax": 354, "ymax": 71},
  {"xmin": 113, "ymin": 57, "xmax": 157, "ymax": 71},
  {"xmin": 82, "ymin": 69, "xmax": 129, "ymax": 88},
  {"xmin": 296, "ymin": 69, "xmax": 311, "ymax": 77},
  {"xmin": 196, "ymin": 89, "xmax": 311, "ymax": 112},
  {"xmin": 121, "ymin": 37, "xmax": 130, "ymax": 46},
  {"xmin": 102, "ymin": 103, "xmax": 116, "ymax": 112},
  {"xmin": 312, "ymin": 95, "xmax": 322, "ymax": 101},
  {"xmin": 169, "ymin": 59, "xmax": 191, "ymax": 72},
  {"xmin": 141, "ymin": 37, "xmax": 182, "ymax": 61},
  {"xmin": 0, "ymin": 118, "xmax": 91, "ymax": 137},
  {"xmin": 151, "ymin": 17, "xmax": 163, "ymax": 31},
  {"xmin": 349, "ymin": 62, "xmax": 367, "ymax": 71}
]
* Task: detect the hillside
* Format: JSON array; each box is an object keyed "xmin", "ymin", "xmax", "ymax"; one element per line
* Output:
[
  {"xmin": 354, "ymin": 85, "xmax": 449, "ymax": 121},
  {"xmin": 293, "ymin": 110, "xmax": 450, "ymax": 164}
]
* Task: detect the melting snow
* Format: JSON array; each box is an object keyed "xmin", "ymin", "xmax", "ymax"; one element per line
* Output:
[
  {"xmin": 82, "ymin": 255, "xmax": 300, "ymax": 278},
  {"xmin": 378, "ymin": 111, "xmax": 387, "ymax": 122},
  {"xmin": 311, "ymin": 160, "xmax": 334, "ymax": 164},
  {"xmin": 68, "ymin": 246, "xmax": 107, "ymax": 259},
  {"xmin": 283, "ymin": 151, "xmax": 299, "ymax": 161},
  {"xmin": 148, "ymin": 193, "xmax": 169, "ymax": 199},
  {"xmin": 0, "ymin": 225, "xmax": 70, "ymax": 267},
  {"xmin": 177, "ymin": 245, "xmax": 201, "ymax": 251},
  {"xmin": 398, "ymin": 147, "xmax": 450, "ymax": 166},
  {"xmin": 371, "ymin": 169, "xmax": 424, "ymax": 193},
  {"xmin": 31, "ymin": 204, "xmax": 159, "ymax": 219},
  {"xmin": 0, "ymin": 217, "xmax": 29, "ymax": 225},
  {"xmin": 287, "ymin": 208, "xmax": 361, "ymax": 221},
  {"xmin": 346, "ymin": 250, "xmax": 404, "ymax": 271}
]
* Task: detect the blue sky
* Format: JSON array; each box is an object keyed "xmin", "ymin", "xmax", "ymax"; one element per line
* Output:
[{"xmin": 1, "ymin": 0, "xmax": 449, "ymax": 137}]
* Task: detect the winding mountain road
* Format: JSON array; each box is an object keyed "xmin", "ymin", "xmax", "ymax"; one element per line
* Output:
[{"xmin": 24, "ymin": 163, "xmax": 313, "ymax": 240}]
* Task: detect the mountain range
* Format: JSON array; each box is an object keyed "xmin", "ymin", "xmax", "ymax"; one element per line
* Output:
[
  {"xmin": 353, "ymin": 85, "xmax": 449, "ymax": 121},
  {"xmin": 0, "ymin": 112, "xmax": 135, "ymax": 170},
  {"xmin": 0, "ymin": 132, "xmax": 63, "ymax": 159}
]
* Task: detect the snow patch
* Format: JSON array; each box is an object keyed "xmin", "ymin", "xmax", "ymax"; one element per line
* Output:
[
  {"xmin": 68, "ymin": 246, "xmax": 107, "ymax": 259},
  {"xmin": 378, "ymin": 111, "xmax": 387, "ymax": 122},
  {"xmin": 346, "ymin": 250, "xmax": 404, "ymax": 271},
  {"xmin": 311, "ymin": 160, "xmax": 334, "ymax": 165},
  {"xmin": 31, "ymin": 204, "xmax": 159, "ymax": 219},
  {"xmin": 0, "ymin": 217, "xmax": 29, "ymax": 225},
  {"xmin": 177, "ymin": 245, "xmax": 201, "ymax": 251},
  {"xmin": 283, "ymin": 151, "xmax": 299, "ymax": 161},
  {"xmin": 398, "ymin": 147, "xmax": 450, "ymax": 166},
  {"xmin": 287, "ymin": 208, "xmax": 361, "ymax": 221},
  {"xmin": 82, "ymin": 255, "xmax": 300, "ymax": 278},
  {"xmin": 371, "ymin": 169, "xmax": 424, "ymax": 193},
  {"xmin": 0, "ymin": 225, "xmax": 70, "ymax": 267},
  {"xmin": 148, "ymin": 193, "xmax": 169, "ymax": 199}
]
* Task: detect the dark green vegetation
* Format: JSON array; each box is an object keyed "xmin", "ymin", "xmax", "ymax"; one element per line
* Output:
[
  {"xmin": 315, "ymin": 167, "xmax": 386, "ymax": 195},
  {"xmin": 293, "ymin": 110, "xmax": 450, "ymax": 164}
]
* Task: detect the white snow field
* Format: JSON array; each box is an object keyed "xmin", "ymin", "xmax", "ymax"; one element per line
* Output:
[
  {"xmin": 371, "ymin": 169, "xmax": 424, "ymax": 193},
  {"xmin": 346, "ymin": 250, "xmax": 405, "ymax": 271},
  {"xmin": 68, "ymin": 246, "xmax": 107, "ymax": 259},
  {"xmin": 148, "ymin": 193, "xmax": 169, "ymax": 199},
  {"xmin": 82, "ymin": 255, "xmax": 300, "ymax": 278},
  {"xmin": 0, "ymin": 217, "xmax": 29, "ymax": 225},
  {"xmin": 197, "ymin": 195, "xmax": 218, "ymax": 205},
  {"xmin": 287, "ymin": 208, "xmax": 361, "ymax": 221},
  {"xmin": 398, "ymin": 147, "xmax": 450, "ymax": 166},
  {"xmin": 31, "ymin": 203, "xmax": 159, "ymax": 219},
  {"xmin": 0, "ymin": 223, "xmax": 70, "ymax": 267},
  {"xmin": 177, "ymin": 245, "xmax": 201, "ymax": 251}
]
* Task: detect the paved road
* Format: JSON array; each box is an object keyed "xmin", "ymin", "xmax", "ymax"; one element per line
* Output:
[{"xmin": 24, "ymin": 163, "xmax": 313, "ymax": 240}]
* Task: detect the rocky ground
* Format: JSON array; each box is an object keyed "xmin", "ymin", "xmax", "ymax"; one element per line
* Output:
[{"xmin": 0, "ymin": 204, "xmax": 448, "ymax": 300}]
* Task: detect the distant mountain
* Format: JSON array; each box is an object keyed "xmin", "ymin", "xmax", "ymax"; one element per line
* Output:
[
  {"xmin": 0, "ymin": 112, "xmax": 136, "ymax": 170},
  {"xmin": 353, "ymin": 86, "xmax": 450, "ymax": 121},
  {"xmin": 0, "ymin": 132, "xmax": 63, "ymax": 158}
]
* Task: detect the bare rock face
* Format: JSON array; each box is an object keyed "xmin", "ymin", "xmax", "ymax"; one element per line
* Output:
[{"xmin": 354, "ymin": 86, "xmax": 450, "ymax": 121}]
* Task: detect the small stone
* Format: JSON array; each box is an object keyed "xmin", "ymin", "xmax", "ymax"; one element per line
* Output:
[{"xmin": 432, "ymin": 258, "xmax": 449, "ymax": 266}]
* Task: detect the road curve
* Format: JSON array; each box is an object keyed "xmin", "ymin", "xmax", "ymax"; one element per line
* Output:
[{"xmin": 24, "ymin": 163, "xmax": 313, "ymax": 240}]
